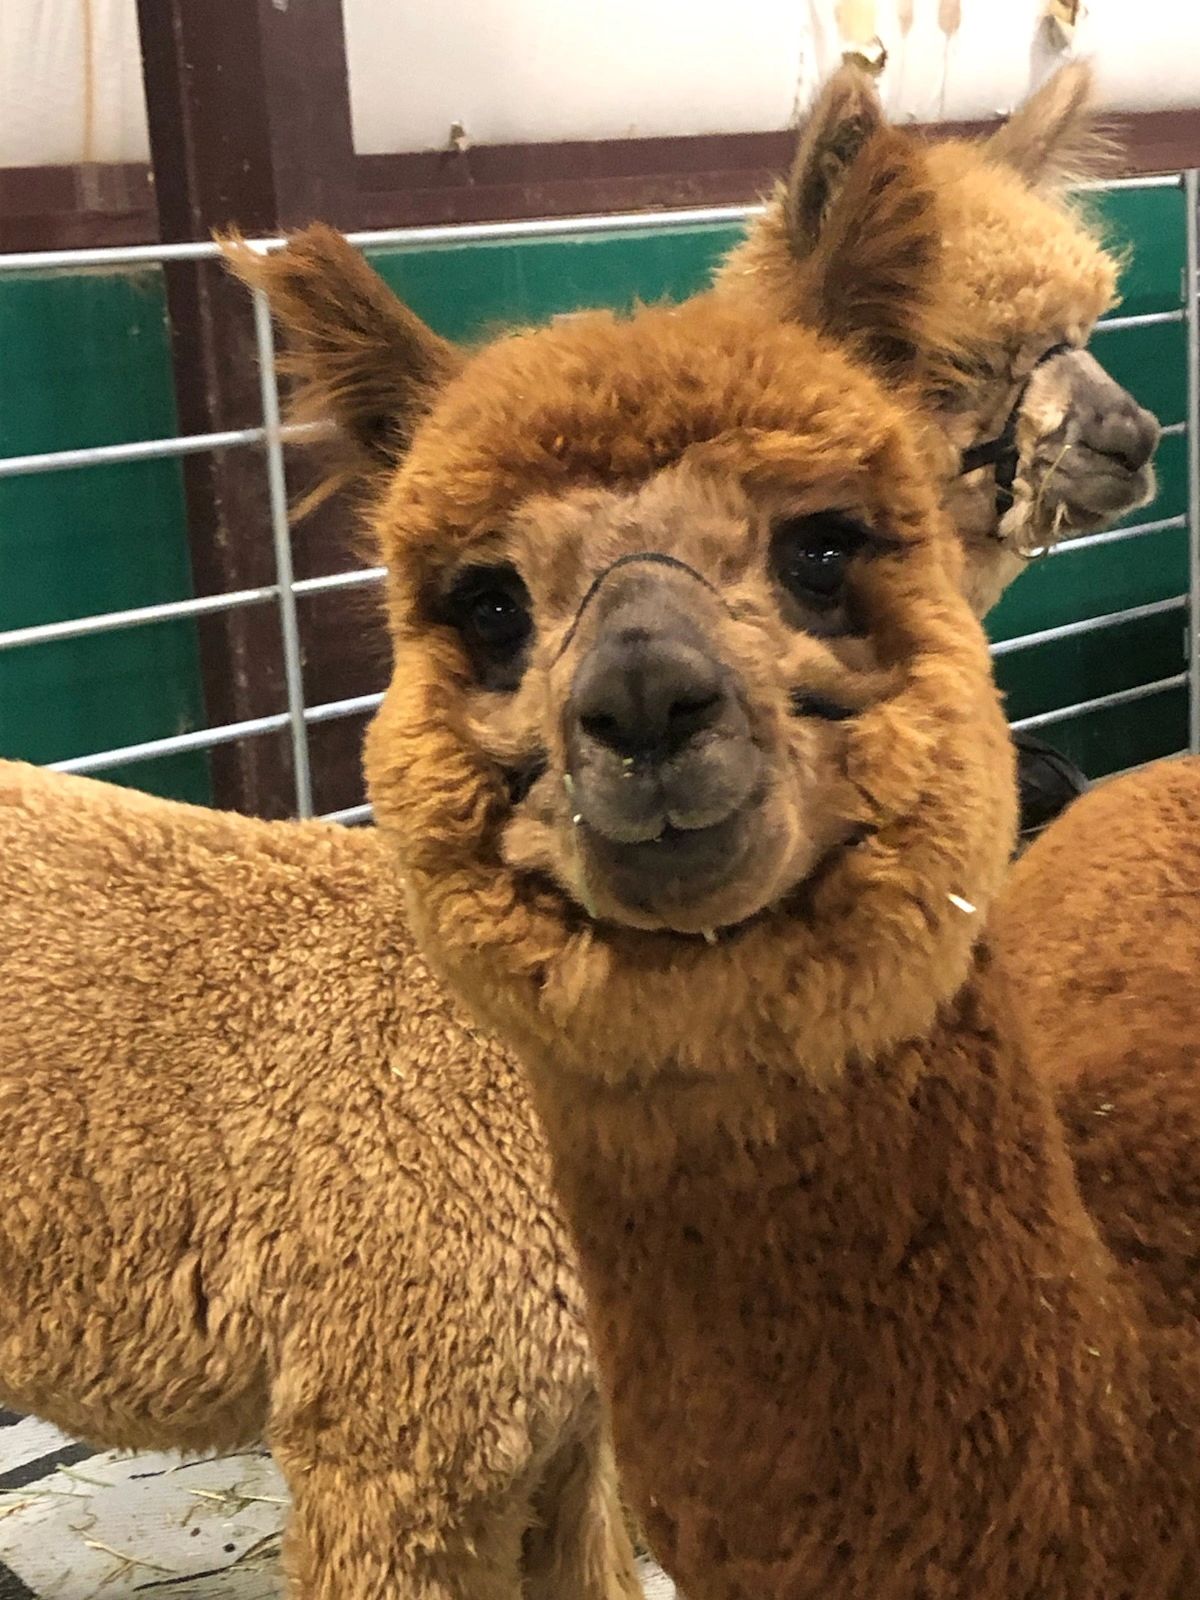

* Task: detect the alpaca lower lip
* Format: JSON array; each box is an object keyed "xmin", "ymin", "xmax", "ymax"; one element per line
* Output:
[
  {"xmin": 579, "ymin": 807, "xmax": 754, "ymax": 909},
  {"xmin": 1056, "ymin": 457, "xmax": 1153, "ymax": 508}
]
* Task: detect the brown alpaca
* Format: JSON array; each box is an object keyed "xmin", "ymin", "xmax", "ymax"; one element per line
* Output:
[
  {"xmin": 299, "ymin": 110, "xmax": 1200, "ymax": 1600},
  {"xmin": 993, "ymin": 756, "xmax": 1200, "ymax": 1332},
  {"xmin": 718, "ymin": 61, "xmax": 1159, "ymax": 615},
  {"xmin": 0, "ymin": 761, "xmax": 641, "ymax": 1600},
  {"xmin": 0, "ymin": 70, "xmax": 1163, "ymax": 1600}
]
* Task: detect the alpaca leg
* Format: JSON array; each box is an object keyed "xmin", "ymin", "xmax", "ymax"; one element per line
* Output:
[
  {"xmin": 522, "ymin": 1415, "xmax": 644, "ymax": 1600},
  {"xmin": 281, "ymin": 1460, "xmax": 529, "ymax": 1600}
]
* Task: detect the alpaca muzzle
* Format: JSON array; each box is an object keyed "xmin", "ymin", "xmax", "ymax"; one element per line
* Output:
[
  {"xmin": 1050, "ymin": 351, "xmax": 1160, "ymax": 519},
  {"xmin": 562, "ymin": 558, "xmax": 763, "ymax": 912}
]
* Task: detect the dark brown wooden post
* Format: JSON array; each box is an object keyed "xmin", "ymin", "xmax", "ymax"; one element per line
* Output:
[{"xmin": 135, "ymin": 0, "xmax": 357, "ymax": 817}]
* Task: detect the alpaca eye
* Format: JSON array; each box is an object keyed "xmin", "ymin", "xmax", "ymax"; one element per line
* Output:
[
  {"xmin": 443, "ymin": 564, "xmax": 533, "ymax": 689},
  {"xmin": 769, "ymin": 513, "xmax": 872, "ymax": 632},
  {"xmin": 771, "ymin": 514, "xmax": 869, "ymax": 607},
  {"xmin": 465, "ymin": 584, "xmax": 528, "ymax": 649}
]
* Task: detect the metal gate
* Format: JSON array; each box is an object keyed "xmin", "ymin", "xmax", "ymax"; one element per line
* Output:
[{"xmin": 1, "ymin": 174, "xmax": 1196, "ymax": 821}]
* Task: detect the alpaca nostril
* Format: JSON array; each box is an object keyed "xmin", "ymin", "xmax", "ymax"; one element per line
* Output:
[
  {"xmin": 572, "ymin": 637, "xmax": 727, "ymax": 760},
  {"xmin": 579, "ymin": 711, "xmax": 623, "ymax": 748}
]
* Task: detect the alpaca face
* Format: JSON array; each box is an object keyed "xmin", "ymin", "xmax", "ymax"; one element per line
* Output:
[
  {"xmin": 233, "ymin": 126, "xmax": 1017, "ymax": 1072},
  {"xmin": 439, "ymin": 466, "xmax": 897, "ymax": 936},
  {"xmin": 928, "ymin": 143, "xmax": 1159, "ymax": 586},
  {"xmin": 361, "ymin": 294, "xmax": 1015, "ymax": 1075}
]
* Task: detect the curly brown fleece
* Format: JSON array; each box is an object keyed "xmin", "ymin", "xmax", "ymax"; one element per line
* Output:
[
  {"xmin": 0, "ymin": 761, "xmax": 641, "ymax": 1600},
  {"xmin": 308, "ymin": 91, "xmax": 1199, "ymax": 1600},
  {"xmin": 995, "ymin": 756, "xmax": 1200, "ymax": 1334}
]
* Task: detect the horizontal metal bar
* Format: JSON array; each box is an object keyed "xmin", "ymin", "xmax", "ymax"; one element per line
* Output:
[
  {"xmin": 0, "ymin": 237, "xmax": 240, "ymax": 272},
  {"xmin": 47, "ymin": 692, "xmax": 382, "ymax": 776},
  {"xmin": 320, "ymin": 803, "xmax": 375, "ymax": 825},
  {"xmin": 0, "ymin": 565, "xmax": 385, "ymax": 653},
  {"xmin": 990, "ymin": 594, "xmax": 1188, "ymax": 657},
  {"xmin": 0, "ymin": 206, "xmax": 762, "ymax": 277},
  {"xmin": 1097, "ymin": 747, "xmax": 1189, "ymax": 784},
  {"xmin": 1093, "ymin": 309, "xmax": 1184, "ymax": 334},
  {"xmin": 304, "ymin": 692, "xmax": 384, "ymax": 725},
  {"xmin": 0, "ymin": 427, "xmax": 265, "ymax": 479},
  {"xmin": 1075, "ymin": 173, "xmax": 1183, "ymax": 192},
  {"xmin": 1009, "ymin": 672, "xmax": 1188, "ymax": 732},
  {"xmin": 0, "ymin": 420, "xmax": 327, "ymax": 480},
  {"xmin": 1160, "ymin": 421, "xmax": 1187, "ymax": 437},
  {"xmin": 292, "ymin": 566, "xmax": 387, "ymax": 597},
  {"xmin": 0, "ymin": 584, "xmax": 279, "ymax": 651},
  {"xmin": 1046, "ymin": 513, "xmax": 1186, "ymax": 559},
  {"xmin": 48, "ymin": 713, "xmax": 291, "ymax": 774}
]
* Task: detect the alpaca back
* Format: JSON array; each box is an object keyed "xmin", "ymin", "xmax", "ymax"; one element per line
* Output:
[
  {"xmin": 995, "ymin": 757, "xmax": 1200, "ymax": 1332},
  {"xmin": 0, "ymin": 761, "xmax": 588, "ymax": 1487}
]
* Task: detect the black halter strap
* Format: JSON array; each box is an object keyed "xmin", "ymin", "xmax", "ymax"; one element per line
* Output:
[{"xmin": 958, "ymin": 342, "xmax": 1072, "ymax": 527}]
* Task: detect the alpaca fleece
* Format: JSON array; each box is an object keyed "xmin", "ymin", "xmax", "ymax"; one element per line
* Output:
[
  {"xmin": 295, "ymin": 102, "xmax": 1200, "ymax": 1600},
  {"xmin": 995, "ymin": 756, "xmax": 1200, "ymax": 1333},
  {"xmin": 0, "ymin": 762, "xmax": 640, "ymax": 1600}
]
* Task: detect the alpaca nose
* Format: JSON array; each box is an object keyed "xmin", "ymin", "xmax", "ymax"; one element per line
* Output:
[
  {"xmin": 572, "ymin": 631, "xmax": 726, "ymax": 761},
  {"xmin": 1080, "ymin": 399, "xmax": 1159, "ymax": 473}
]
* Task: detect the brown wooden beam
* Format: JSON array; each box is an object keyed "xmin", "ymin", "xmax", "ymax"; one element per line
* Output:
[
  {"xmin": 135, "ymin": 0, "xmax": 358, "ymax": 817},
  {"xmin": 0, "ymin": 163, "xmax": 154, "ymax": 252},
  {"xmin": 7, "ymin": 108, "xmax": 1200, "ymax": 252},
  {"xmin": 353, "ymin": 107, "xmax": 1200, "ymax": 228}
]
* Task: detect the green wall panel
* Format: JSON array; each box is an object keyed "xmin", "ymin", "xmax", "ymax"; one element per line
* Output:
[
  {"xmin": 1029, "ymin": 683, "xmax": 1188, "ymax": 779},
  {"xmin": 999, "ymin": 609, "xmax": 1186, "ymax": 724},
  {"xmin": 1088, "ymin": 182, "xmax": 1186, "ymax": 316},
  {"xmin": 367, "ymin": 223, "xmax": 744, "ymax": 341},
  {"xmin": 0, "ymin": 269, "xmax": 210, "ymax": 803},
  {"xmin": 1093, "ymin": 320, "xmax": 1187, "ymax": 424}
]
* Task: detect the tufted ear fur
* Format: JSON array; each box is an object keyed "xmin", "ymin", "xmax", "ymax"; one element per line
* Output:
[
  {"xmin": 222, "ymin": 224, "xmax": 461, "ymax": 499},
  {"xmin": 800, "ymin": 121, "xmax": 957, "ymax": 387},
  {"xmin": 987, "ymin": 61, "xmax": 1115, "ymax": 188},
  {"xmin": 717, "ymin": 66, "xmax": 963, "ymax": 389},
  {"xmin": 783, "ymin": 65, "xmax": 887, "ymax": 256}
]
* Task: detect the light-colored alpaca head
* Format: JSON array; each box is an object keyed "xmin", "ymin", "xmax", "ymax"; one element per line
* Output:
[
  {"xmin": 232, "ymin": 122, "xmax": 1015, "ymax": 1085},
  {"xmin": 717, "ymin": 62, "xmax": 1160, "ymax": 615}
]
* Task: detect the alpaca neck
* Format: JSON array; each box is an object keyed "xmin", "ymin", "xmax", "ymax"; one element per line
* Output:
[{"xmin": 529, "ymin": 945, "xmax": 1147, "ymax": 1598}]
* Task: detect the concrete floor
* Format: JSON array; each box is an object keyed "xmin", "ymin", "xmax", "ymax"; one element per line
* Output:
[{"xmin": 0, "ymin": 1413, "xmax": 676, "ymax": 1599}]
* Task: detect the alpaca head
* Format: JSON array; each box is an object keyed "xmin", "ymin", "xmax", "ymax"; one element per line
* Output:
[
  {"xmin": 233, "ymin": 131, "xmax": 1015, "ymax": 1086},
  {"xmin": 718, "ymin": 62, "xmax": 1160, "ymax": 615}
]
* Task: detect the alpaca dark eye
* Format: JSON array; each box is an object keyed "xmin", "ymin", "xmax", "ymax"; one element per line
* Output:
[
  {"xmin": 769, "ymin": 513, "xmax": 873, "ymax": 634},
  {"xmin": 442, "ymin": 563, "xmax": 533, "ymax": 690},
  {"xmin": 464, "ymin": 584, "xmax": 528, "ymax": 649}
]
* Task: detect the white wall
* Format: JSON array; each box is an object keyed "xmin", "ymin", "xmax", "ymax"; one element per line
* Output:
[
  {"xmin": 3, "ymin": 0, "xmax": 1198, "ymax": 170},
  {"xmin": 0, "ymin": 0, "xmax": 148, "ymax": 165},
  {"xmin": 343, "ymin": 0, "xmax": 1200, "ymax": 154}
]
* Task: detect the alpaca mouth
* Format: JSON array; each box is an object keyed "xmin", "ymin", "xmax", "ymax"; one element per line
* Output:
[
  {"xmin": 577, "ymin": 798, "xmax": 763, "ymax": 920},
  {"xmin": 1048, "ymin": 453, "xmax": 1156, "ymax": 523}
]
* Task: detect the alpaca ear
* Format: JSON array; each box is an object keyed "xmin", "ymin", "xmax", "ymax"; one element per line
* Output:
[
  {"xmin": 802, "ymin": 124, "xmax": 951, "ymax": 386},
  {"xmin": 987, "ymin": 61, "xmax": 1112, "ymax": 187},
  {"xmin": 222, "ymin": 224, "xmax": 461, "ymax": 488},
  {"xmin": 783, "ymin": 64, "xmax": 887, "ymax": 255}
]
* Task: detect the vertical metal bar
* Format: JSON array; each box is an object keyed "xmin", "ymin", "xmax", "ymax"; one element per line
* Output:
[
  {"xmin": 252, "ymin": 285, "xmax": 315, "ymax": 816},
  {"xmin": 1185, "ymin": 170, "xmax": 1200, "ymax": 755}
]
